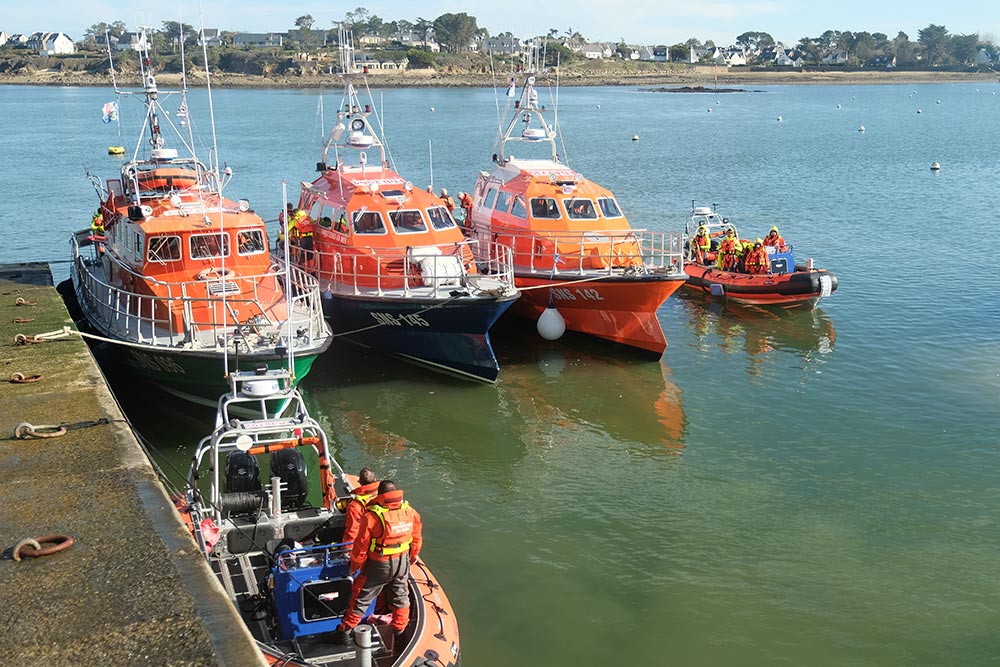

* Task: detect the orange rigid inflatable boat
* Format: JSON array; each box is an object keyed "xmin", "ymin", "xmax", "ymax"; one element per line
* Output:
[
  {"xmin": 175, "ymin": 369, "xmax": 460, "ymax": 666},
  {"xmin": 467, "ymin": 72, "xmax": 687, "ymax": 356}
]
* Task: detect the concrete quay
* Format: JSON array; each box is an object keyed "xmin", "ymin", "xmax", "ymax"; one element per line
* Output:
[{"xmin": 0, "ymin": 263, "xmax": 265, "ymax": 666}]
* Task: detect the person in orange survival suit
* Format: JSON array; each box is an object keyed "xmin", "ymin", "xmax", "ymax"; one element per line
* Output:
[
  {"xmin": 292, "ymin": 209, "xmax": 315, "ymax": 270},
  {"xmin": 439, "ymin": 188, "xmax": 456, "ymax": 213},
  {"xmin": 457, "ymin": 192, "xmax": 473, "ymax": 225},
  {"xmin": 716, "ymin": 227, "xmax": 743, "ymax": 271},
  {"xmin": 744, "ymin": 239, "xmax": 771, "ymax": 274},
  {"xmin": 338, "ymin": 467, "xmax": 380, "ymax": 545},
  {"xmin": 762, "ymin": 225, "xmax": 786, "ymax": 250},
  {"xmin": 334, "ymin": 480, "xmax": 422, "ymax": 643},
  {"xmin": 691, "ymin": 225, "xmax": 711, "ymax": 264}
]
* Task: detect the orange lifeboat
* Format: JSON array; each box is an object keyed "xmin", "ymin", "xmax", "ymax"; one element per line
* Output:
[{"xmin": 468, "ymin": 74, "xmax": 687, "ymax": 356}]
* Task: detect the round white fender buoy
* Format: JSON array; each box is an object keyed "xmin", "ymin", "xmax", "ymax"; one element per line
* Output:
[
  {"xmin": 917, "ymin": 108, "xmax": 922, "ymax": 114},
  {"xmin": 858, "ymin": 125, "xmax": 865, "ymax": 132},
  {"xmin": 596, "ymin": 104, "xmax": 601, "ymax": 109},
  {"xmin": 930, "ymin": 161, "xmax": 941, "ymax": 171},
  {"xmin": 707, "ymin": 107, "xmax": 712, "ymax": 112},
  {"xmin": 836, "ymin": 104, "xmax": 841, "ymax": 109},
  {"xmin": 537, "ymin": 306, "xmax": 566, "ymax": 341},
  {"xmin": 936, "ymin": 100, "xmax": 941, "ymax": 104},
  {"xmin": 430, "ymin": 106, "xmax": 435, "ymax": 112},
  {"xmin": 632, "ymin": 134, "xmax": 639, "ymax": 141},
  {"xmin": 715, "ymin": 100, "xmax": 720, "ymax": 105},
  {"xmin": 776, "ymin": 115, "xmax": 782, "ymax": 122}
]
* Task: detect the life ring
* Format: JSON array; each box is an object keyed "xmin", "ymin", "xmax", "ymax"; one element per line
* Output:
[
  {"xmin": 197, "ymin": 267, "xmax": 235, "ymax": 281},
  {"xmin": 12, "ymin": 534, "xmax": 75, "ymax": 560}
]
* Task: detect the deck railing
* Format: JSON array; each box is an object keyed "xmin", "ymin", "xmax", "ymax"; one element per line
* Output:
[
  {"xmin": 72, "ymin": 237, "xmax": 327, "ymax": 351},
  {"xmin": 475, "ymin": 227, "xmax": 686, "ymax": 277},
  {"xmin": 292, "ymin": 238, "xmax": 516, "ymax": 298}
]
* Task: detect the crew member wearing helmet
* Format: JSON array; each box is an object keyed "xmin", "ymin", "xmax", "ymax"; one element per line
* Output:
[
  {"xmin": 691, "ymin": 225, "xmax": 711, "ymax": 264},
  {"xmin": 439, "ymin": 188, "xmax": 456, "ymax": 213},
  {"xmin": 716, "ymin": 227, "xmax": 743, "ymax": 271}
]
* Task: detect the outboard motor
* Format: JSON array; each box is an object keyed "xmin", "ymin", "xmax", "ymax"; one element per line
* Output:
[
  {"xmin": 270, "ymin": 449, "xmax": 309, "ymax": 509},
  {"xmin": 225, "ymin": 451, "xmax": 261, "ymax": 493}
]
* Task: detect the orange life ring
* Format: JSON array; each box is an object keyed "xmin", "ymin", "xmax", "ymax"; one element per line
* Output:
[{"xmin": 197, "ymin": 267, "xmax": 235, "ymax": 281}]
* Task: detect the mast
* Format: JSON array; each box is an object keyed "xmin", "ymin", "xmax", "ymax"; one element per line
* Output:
[{"xmin": 496, "ymin": 71, "xmax": 558, "ymax": 164}]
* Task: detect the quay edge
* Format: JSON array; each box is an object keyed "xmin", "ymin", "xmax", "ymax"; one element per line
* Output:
[{"xmin": 0, "ymin": 262, "xmax": 265, "ymax": 666}]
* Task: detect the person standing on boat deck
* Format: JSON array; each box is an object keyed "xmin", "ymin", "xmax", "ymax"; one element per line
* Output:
[
  {"xmin": 439, "ymin": 188, "xmax": 456, "ymax": 213},
  {"xmin": 457, "ymin": 192, "xmax": 473, "ymax": 226},
  {"xmin": 292, "ymin": 209, "xmax": 316, "ymax": 270},
  {"xmin": 763, "ymin": 226, "xmax": 786, "ymax": 250},
  {"xmin": 277, "ymin": 203, "xmax": 294, "ymax": 245},
  {"xmin": 717, "ymin": 227, "xmax": 743, "ymax": 271},
  {"xmin": 90, "ymin": 210, "xmax": 105, "ymax": 236},
  {"xmin": 339, "ymin": 467, "xmax": 380, "ymax": 544},
  {"xmin": 336, "ymin": 480, "xmax": 422, "ymax": 641},
  {"xmin": 745, "ymin": 240, "xmax": 771, "ymax": 274},
  {"xmin": 691, "ymin": 226, "xmax": 711, "ymax": 263}
]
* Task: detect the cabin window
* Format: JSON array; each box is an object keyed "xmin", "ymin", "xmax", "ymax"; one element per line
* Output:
[
  {"xmin": 147, "ymin": 235, "xmax": 182, "ymax": 262},
  {"xmin": 510, "ymin": 195, "xmax": 527, "ymax": 219},
  {"xmin": 565, "ymin": 198, "xmax": 597, "ymax": 220},
  {"xmin": 483, "ymin": 188, "xmax": 498, "ymax": 209},
  {"xmin": 190, "ymin": 232, "xmax": 231, "ymax": 259},
  {"xmin": 353, "ymin": 211, "xmax": 386, "ymax": 235},
  {"xmin": 237, "ymin": 230, "xmax": 266, "ymax": 255},
  {"xmin": 530, "ymin": 198, "xmax": 560, "ymax": 219},
  {"xmin": 495, "ymin": 191, "xmax": 512, "ymax": 213},
  {"xmin": 598, "ymin": 197, "xmax": 623, "ymax": 218},
  {"xmin": 389, "ymin": 210, "xmax": 427, "ymax": 233},
  {"xmin": 427, "ymin": 206, "xmax": 457, "ymax": 230},
  {"xmin": 332, "ymin": 207, "xmax": 350, "ymax": 233}
]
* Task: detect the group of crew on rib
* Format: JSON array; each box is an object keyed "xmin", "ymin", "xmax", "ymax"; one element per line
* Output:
[{"xmin": 690, "ymin": 225, "xmax": 787, "ymax": 274}]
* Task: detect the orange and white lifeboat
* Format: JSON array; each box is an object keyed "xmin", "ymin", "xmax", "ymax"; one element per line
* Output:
[{"xmin": 468, "ymin": 73, "xmax": 687, "ymax": 356}]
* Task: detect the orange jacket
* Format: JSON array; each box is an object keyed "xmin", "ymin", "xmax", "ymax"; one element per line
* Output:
[
  {"xmin": 745, "ymin": 247, "xmax": 770, "ymax": 273},
  {"xmin": 341, "ymin": 480, "xmax": 381, "ymax": 545},
  {"xmin": 349, "ymin": 490, "xmax": 422, "ymax": 571},
  {"xmin": 763, "ymin": 232, "xmax": 785, "ymax": 247}
]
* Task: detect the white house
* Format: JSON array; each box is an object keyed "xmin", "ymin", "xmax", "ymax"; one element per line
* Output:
[
  {"xmin": 582, "ymin": 42, "xmax": 611, "ymax": 59},
  {"xmin": 821, "ymin": 51, "xmax": 849, "ymax": 66},
  {"xmin": 725, "ymin": 49, "xmax": 748, "ymax": 66},
  {"xmin": 0, "ymin": 31, "xmax": 8, "ymax": 46},
  {"xmin": 198, "ymin": 28, "xmax": 223, "ymax": 48},
  {"xmin": 116, "ymin": 31, "xmax": 147, "ymax": 51},
  {"xmin": 6, "ymin": 33, "xmax": 28, "ymax": 47},
  {"xmin": 26, "ymin": 32, "xmax": 75, "ymax": 55},
  {"xmin": 233, "ymin": 32, "xmax": 283, "ymax": 48},
  {"xmin": 483, "ymin": 36, "xmax": 521, "ymax": 56},
  {"xmin": 975, "ymin": 48, "xmax": 994, "ymax": 66}
]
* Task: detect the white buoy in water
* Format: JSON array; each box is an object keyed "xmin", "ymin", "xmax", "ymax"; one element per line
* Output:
[
  {"xmin": 596, "ymin": 104, "xmax": 601, "ymax": 109},
  {"xmin": 836, "ymin": 104, "xmax": 842, "ymax": 109},
  {"xmin": 715, "ymin": 100, "xmax": 720, "ymax": 105},
  {"xmin": 776, "ymin": 115, "xmax": 782, "ymax": 122},
  {"xmin": 936, "ymin": 100, "xmax": 941, "ymax": 104},
  {"xmin": 430, "ymin": 106, "xmax": 436, "ymax": 111},
  {"xmin": 707, "ymin": 107, "xmax": 712, "ymax": 112},
  {"xmin": 930, "ymin": 161, "xmax": 941, "ymax": 171},
  {"xmin": 858, "ymin": 125, "xmax": 865, "ymax": 132},
  {"xmin": 632, "ymin": 134, "xmax": 639, "ymax": 141},
  {"xmin": 917, "ymin": 108, "xmax": 922, "ymax": 114},
  {"xmin": 537, "ymin": 306, "xmax": 566, "ymax": 341}
]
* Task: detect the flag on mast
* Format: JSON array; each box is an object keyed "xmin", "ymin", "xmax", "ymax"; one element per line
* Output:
[{"xmin": 101, "ymin": 101, "xmax": 118, "ymax": 123}]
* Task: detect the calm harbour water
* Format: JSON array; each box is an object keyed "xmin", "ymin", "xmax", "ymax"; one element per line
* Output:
[{"xmin": 3, "ymin": 80, "xmax": 1000, "ymax": 665}]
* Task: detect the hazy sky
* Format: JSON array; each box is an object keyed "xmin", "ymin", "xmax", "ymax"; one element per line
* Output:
[{"xmin": 5, "ymin": 1, "xmax": 997, "ymax": 46}]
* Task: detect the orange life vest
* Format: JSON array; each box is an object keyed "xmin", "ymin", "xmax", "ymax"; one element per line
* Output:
[
  {"xmin": 368, "ymin": 496, "xmax": 415, "ymax": 558},
  {"xmin": 296, "ymin": 216, "xmax": 315, "ymax": 236}
]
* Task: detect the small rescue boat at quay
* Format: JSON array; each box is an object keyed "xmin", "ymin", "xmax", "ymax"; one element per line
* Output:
[
  {"xmin": 286, "ymin": 32, "xmax": 518, "ymax": 382},
  {"xmin": 174, "ymin": 369, "xmax": 460, "ymax": 666},
  {"xmin": 70, "ymin": 28, "xmax": 331, "ymax": 406},
  {"xmin": 468, "ymin": 70, "xmax": 687, "ymax": 357},
  {"xmin": 682, "ymin": 204, "xmax": 837, "ymax": 308}
]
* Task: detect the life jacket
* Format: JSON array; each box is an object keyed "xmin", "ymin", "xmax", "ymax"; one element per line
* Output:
[
  {"xmin": 90, "ymin": 213, "xmax": 105, "ymax": 234},
  {"xmin": 745, "ymin": 248, "xmax": 769, "ymax": 273},
  {"xmin": 441, "ymin": 195, "xmax": 456, "ymax": 212},
  {"xmin": 763, "ymin": 232, "xmax": 785, "ymax": 247},
  {"xmin": 718, "ymin": 237, "xmax": 741, "ymax": 270},
  {"xmin": 367, "ymin": 490, "xmax": 415, "ymax": 558},
  {"xmin": 336, "ymin": 480, "xmax": 380, "ymax": 511},
  {"xmin": 296, "ymin": 214, "xmax": 315, "ymax": 236},
  {"xmin": 694, "ymin": 233, "xmax": 711, "ymax": 251}
]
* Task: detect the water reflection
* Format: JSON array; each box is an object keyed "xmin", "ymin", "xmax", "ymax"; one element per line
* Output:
[{"xmin": 676, "ymin": 291, "xmax": 836, "ymax": 375}]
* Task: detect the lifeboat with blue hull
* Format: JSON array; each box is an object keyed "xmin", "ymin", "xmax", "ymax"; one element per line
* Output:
[
  {"xmin": 683, "ymin": 205, "xmax": 838, "ymax": 308},
  {"xmin": 287, "ymin": 35, "xmax": 519, "ymax": 383}
]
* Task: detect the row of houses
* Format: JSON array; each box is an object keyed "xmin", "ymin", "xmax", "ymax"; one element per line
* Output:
[{"xmin": 1, "ymin": 31, "xmax": 75, "ymax": 54}]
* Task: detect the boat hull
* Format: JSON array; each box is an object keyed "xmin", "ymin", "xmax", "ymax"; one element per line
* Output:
[
  {"xmin": 683, "ymin": 262, "xmax": 838, "ymax": 307},
  {"xmin": 323, "ymin": 291, "xmax": 519, "ymax": 382},
  {"xmin": 510, "ymin": 272, "xmax": 685, "ymax": 356}
]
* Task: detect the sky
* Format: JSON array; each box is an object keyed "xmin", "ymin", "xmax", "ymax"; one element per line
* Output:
[{"xmin": 4, "ymin": 0, "xmax": 997, "ymax": 47}]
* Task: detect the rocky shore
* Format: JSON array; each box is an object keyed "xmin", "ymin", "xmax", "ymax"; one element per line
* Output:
[{"xmin": 1, "ymin": 65, "xmax": 996, "ymax": 89}]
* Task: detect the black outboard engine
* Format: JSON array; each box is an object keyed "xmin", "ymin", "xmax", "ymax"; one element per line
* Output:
[
  {"xmin": 270, "ymin": 449, "xmax": 309, "ymax": 509},
  {"xmin": 225, "ymin": 451, "xmax": 261, "ymax": 493}
]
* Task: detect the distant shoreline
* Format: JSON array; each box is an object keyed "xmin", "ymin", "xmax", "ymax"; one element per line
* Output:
[{"xmin": 2, "ymin": 66, "xmax": 997, "ymax": 89}]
